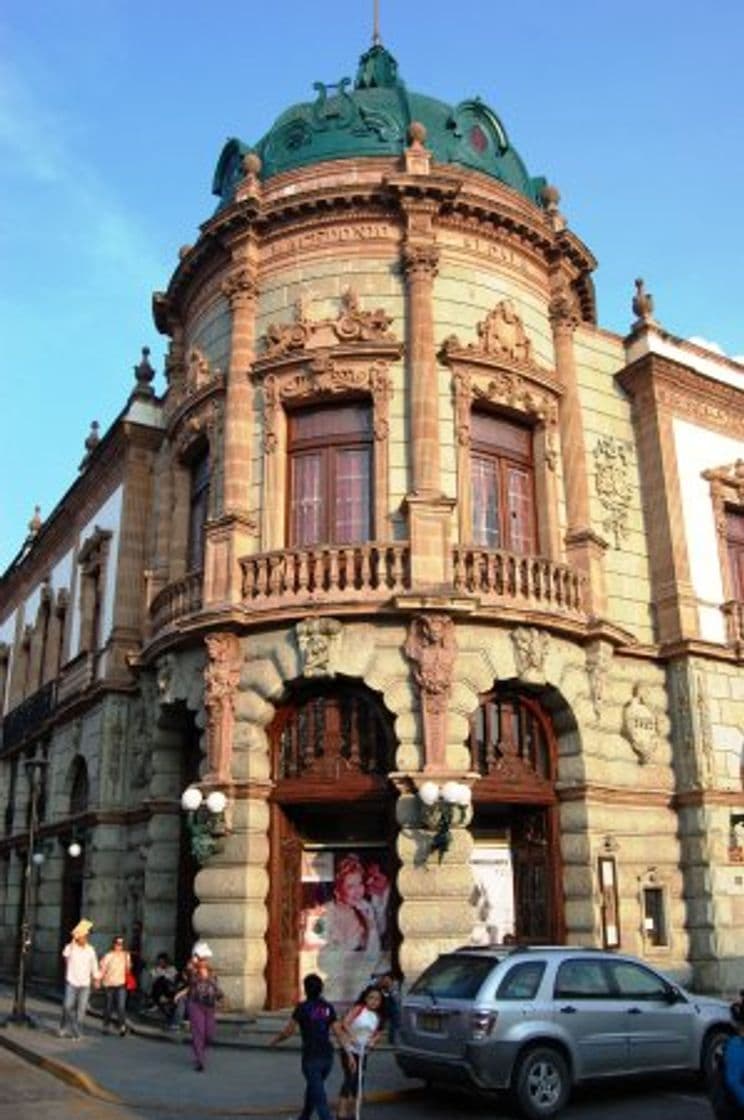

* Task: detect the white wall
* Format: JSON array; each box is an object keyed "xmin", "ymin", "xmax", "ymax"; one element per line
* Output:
[
  {"xmin": 69, "ymin": 485, "xmax": 123, "ymax": 660},
  {"xmin": 674, "ymin": 418, "xmax": 744, "ymax": 643}
]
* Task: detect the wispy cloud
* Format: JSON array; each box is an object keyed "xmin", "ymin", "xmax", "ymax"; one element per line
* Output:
[{"xmin": 0, "ymin": 58, "xmax": 165, "ymax": 283}]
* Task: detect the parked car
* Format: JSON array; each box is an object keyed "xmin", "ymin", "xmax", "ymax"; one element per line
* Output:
[{"xmin": 396, "ymin": 945, "xmax": 733, "ymax": 1119}]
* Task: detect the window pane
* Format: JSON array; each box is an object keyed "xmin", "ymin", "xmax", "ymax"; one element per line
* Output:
[
  {"xmin": 334, "ymin": 448, "xmax": 371, "ymax": 542},
  {"xmin": 472, "ymin": 456, "xmax": 501, "ymax": 547},
  {"xmin": 554, "ymin": 959, "xmax": 612, "ymax": 999},
  {"xmin": 290, "ymin": 453, "xmax": 323, "ymax": 545},
  {"xmin": 471, "ymin": 412, "xmax": 531, "ymax": 458},
  {"xmin": 609, "ymin": 960, "xmax": 668, "ymax": 999},
  {"xmin": 188, "ymin": 451, "xmax": 210, "ymax": 571},
  {"xmin": 506, "ymin": 466, "xmax": 535, "ymax": 554}
]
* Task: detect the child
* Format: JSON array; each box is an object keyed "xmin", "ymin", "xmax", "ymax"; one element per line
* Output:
[
  {"xmin": 337, "ymin": 986, "xmax": 382, "ymax": 1120},
  {"xmin": 175, "ymin": 957, "xmax": 222, "ymax": 1071}
]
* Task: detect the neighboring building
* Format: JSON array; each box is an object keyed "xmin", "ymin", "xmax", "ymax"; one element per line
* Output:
[{"xmin": 2, "ymin": 40, "xmax": 744, "ymax": 1009}]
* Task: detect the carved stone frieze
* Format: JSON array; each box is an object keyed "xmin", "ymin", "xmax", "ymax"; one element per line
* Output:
[
  {"xmin": 405, "ymin": 614, "xmax": 457, "ymax": 769},
  {"xmin": 511, "ymin": 627, "xmax": 550, "ymax": 685},
  {"xmin": 594, "ymin": 436, "xmax": 634, "ymax": 548},
  {"xmin": 296, "ymin": 618, "xmax": 343, "ymax": 678},
  {"xmin": 621, "ymin": 683, "xmax": 658, "ymax": 765},
  {"xmin": 203, "ymin": 633, "xmax": 242, "ymax": 784},
  {"xmin": 263, "ymin": 287, "xmax": 396, "ymax": 359}
]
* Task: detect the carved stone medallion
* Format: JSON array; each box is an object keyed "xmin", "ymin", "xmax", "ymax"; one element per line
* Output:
[
  {"xmin": 622, "ymin": 683, "xmax": 658, "ymax": 765},
  {"xmin": 511, "ymin": 627, "xmax": 550, "ymax": 685}
]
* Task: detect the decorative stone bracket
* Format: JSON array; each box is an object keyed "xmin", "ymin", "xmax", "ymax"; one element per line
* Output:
[
  {"xmin": 404, "ymin": 613, "xmax": 457, "ymax": 770},
  {"xmin": 203, "ymin": 632, "xmax": 242, "ymax": 783}
]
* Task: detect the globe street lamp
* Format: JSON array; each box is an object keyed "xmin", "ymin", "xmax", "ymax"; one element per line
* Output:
[
  {"xmin": 3, "ymin": 755, "xmax": 49, "ymax": 1028},
  {"xmin": 417, "ymin": 780, "xmax": 472, "ymax": 863},
  {"xmin": 180, "ymin": 786, "xmax": 228, "ymax": 864}
]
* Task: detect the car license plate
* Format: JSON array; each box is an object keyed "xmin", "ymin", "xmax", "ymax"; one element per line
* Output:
[{"xmin": 417, "ymin": 1011, "xmax": 443, "ymax": 1032}]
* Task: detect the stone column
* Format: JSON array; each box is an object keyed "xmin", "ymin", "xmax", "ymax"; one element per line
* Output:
[
  {"xmin": 204, "ymin": 258, "xmax": 259, "ymax": 607},
  {"xmin": 549, "ymin": 277, "xmax": 607, "ymax": 616},
  {"xmin": 401, "ymin": 228, "xmax": 455, "ymax": 586},
  {"xmin": 395, "ymin": 790, "xmax": 474, "ymax": 981},
  {"xmin": 143, "ymin": 722, "xmax": 183, "ymax": 955}
]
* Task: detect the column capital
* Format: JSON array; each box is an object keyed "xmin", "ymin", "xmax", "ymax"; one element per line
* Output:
[
  {"xmin": 548, "ymin": 281, "xmax": 580, "ymax": 335},
  {"xmin": 221, "ymin": 268, "xmax": 260, "ymax": 308},
  {"xmin": 402, "ymin": 242, "xmax": 440, "ymax": 282}
]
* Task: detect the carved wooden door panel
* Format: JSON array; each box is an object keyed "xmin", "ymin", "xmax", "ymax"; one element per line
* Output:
[
  {"xmin": 267, "ymin": 806, "xmax": 302, "ymax": 1009},
  {"xmin": 512, "ymin": 809, "xmax": 554, "ymax": 943}
]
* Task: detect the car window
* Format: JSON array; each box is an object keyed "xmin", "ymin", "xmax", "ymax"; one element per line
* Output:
[
  {"xmin": 607, "ymin": 960, "xmax": 671, "ymax": 1000},
  {"xmin": 554, "ymin": 958, "xmax": 613, "ymax": 999},
  {"xmin": 496, "ymin": 961, "xmax": 546, "ymax": 1000},
  {"xmin": 409, "ymin": 954, "xmax": 497, "ymax": 999}
]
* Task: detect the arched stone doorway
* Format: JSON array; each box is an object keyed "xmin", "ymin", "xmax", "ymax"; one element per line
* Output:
[
  {"xmin": 266, "ymin": 680, "xmax": 398, "ymax": 1008},
  {"xmin": 467, "ymin": 686, "xmax": 564, "ymax": 944}
]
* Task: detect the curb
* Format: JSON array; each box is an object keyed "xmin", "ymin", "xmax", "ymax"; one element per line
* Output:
[
  {"xmin": 0, "ymin": 1027, "xmax": 424, "ymax": 1115},
  {"xmin": 0, "ymin": 1029, "xmax": 123, "ymax": 1103}
]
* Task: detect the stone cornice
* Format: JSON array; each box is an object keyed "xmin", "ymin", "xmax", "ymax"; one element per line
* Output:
[{"xmin": 617, "ymin": 352, "xmax": 744, "ymax": 439}]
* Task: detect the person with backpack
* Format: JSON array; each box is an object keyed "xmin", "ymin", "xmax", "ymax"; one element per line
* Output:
[
  {"xmin": 711, "ymin": 993, "xmax": 744, "ymax": 1119},
  {"xmin": 270, "ymin": 973, "xmax": 347, "ymax": 1120}
]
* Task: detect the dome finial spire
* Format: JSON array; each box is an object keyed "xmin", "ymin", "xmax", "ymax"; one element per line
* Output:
[{"xmin": 372, "ymin": 0, "xmax": 381, "ymax": 45}]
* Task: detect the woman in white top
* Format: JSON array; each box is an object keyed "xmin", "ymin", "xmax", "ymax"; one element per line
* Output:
[{"xmin": 336, "ymin": 986, "xmax": 382, "ymax": 1119}]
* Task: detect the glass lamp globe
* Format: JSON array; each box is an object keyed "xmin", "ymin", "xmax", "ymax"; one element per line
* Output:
[
  {"xmin": 418, "ymin": 781, "xmax": 441, "ymax": 807},
  {"xmin": 68, "ymin": 841, "xmax": 82, "ymax": 858},
  {"xmin": 31, "ymin": 851, "xmax": 45, "ymax": 866},
  {"xmin": 441, "ymin": 781, "xmax": 462, "ymax": 805},
  {"xmin": 181, "ymin": 786, "xmax": 203, "ymax": 812},
  {"xmin": 457, "ymin": 784, "xmax": 473, "ymax": 806},
  {"xmin": 205, "ymin": 790, "xmax": 227, "ymax": 815}
]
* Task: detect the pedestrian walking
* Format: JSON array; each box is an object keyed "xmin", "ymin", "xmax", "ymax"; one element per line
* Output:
[
  {"xmin": 368, "ymin": 971, "xmax": 400, "ymax": 1044},
  {"xmin": 99, "ymin": 934, "xmax": 131, "ymax": 1036},
  {"xmin": 337, "ymin": 986, "xmax": 382, "ymax": 1120},
  {"xmin": 711, "ymin": 992, "xmax": 744, "ymax": 1119},
  {"xmin": 58, "ymin": 918, "xmax": 99, "ymax": 1039},
  {"xmin": 270, "ymin": 973, "xmax": 347, "ymax": 1120},
  {"xmin": 174, "ymin": 956, "xmax": 223, "ymax": 1071}
]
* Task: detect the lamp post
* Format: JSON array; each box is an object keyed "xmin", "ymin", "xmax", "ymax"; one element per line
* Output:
[
  {"xmin": 180, "ymin": 786, "xmax": 228, "ymax": 864},
  {"xmin": 4, "ymin": 755, "xmax": 48, "ymax": 1028},
  {"xmin": 417, "ymin": 780, "xmax": 472, "ymax": 863}
]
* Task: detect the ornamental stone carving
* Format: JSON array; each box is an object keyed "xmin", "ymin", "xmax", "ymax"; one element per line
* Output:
[
  {"xmin": 262, "ymin": 357, "xmax": 393, "ymax": 454},
  {"xmin": 401, "ymin": 243, "xmax": 440, "ymax": 281},
  {"xmin": 548, "ymin": 277, "xmax": 580, "ymax": 333},
  {"xmin": 263, "ymin": 287, "xmax": 396, "ymax": 358},
  {"xmin": 405, "ymin": 614, "xmax": 457, "ymax": 769},
  {"xmin": 586, "ymin": 640, "xmax": 612, "ymax": 721},
  {"xmin": 221, "ymin": 267, "xmax": 259, "ymax": 307},
  {"xmin": 296, "ymin": 618, "xmax": 343, "ymax": 678},
  {"xmin": 622, "ymin": 683, "xmax": 658, "ymax": 765},
  {"xmin": 186, "ymin": 347, "xmax": 215, "ymax": 393},
  {"xmin": 594, "ymin": 436, "xmax": 634, "ymax": 548},
  {"xmin": 511, "ymin": 627, "xmax": 550, "ymax": 685},
  {"xmin": 203, "ymin": 633, "xmax": 242, "ymax": 783}
]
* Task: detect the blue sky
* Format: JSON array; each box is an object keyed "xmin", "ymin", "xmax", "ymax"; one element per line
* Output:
[{"xmin": 1, "ymin": 1, "xmax": 743, "ymax": 571}]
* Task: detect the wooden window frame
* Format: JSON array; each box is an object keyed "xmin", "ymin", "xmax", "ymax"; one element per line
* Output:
[
  {"xmin": 441, "ymin": 341, "xmax": 562, "ymax": 561},
  {"xmin": 470, "ymin": 411, "xmax": 537, "ymax": 554},
  {"xmin": 287, "ymin": 402, "xmax": 373, "ymax": 547},
  {"xmin": 703, "ymin": 462, "xmax": 744, "ymax": 645}
]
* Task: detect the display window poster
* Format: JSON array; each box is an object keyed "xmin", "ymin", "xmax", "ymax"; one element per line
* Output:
[
  {"xmin": 470, "ymin": 842, "xmax": 515, "ymax": 945},
  {"xmin": 298, "ymin": 846, "xmax": 392, "ymax": 1003}
]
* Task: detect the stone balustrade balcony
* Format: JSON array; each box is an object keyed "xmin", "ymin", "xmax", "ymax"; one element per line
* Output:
[
  {"xmin": 146, "ymin": 542, "xmax": 590, "ymax": 640},
  {"xmin": 149, "ymin": 570, "xmax": 203, "ymax": 636},
  {"xmin": 240, "ymin": 542, "xmax": 411, "ymax": 609},
  {"xmin": 453, "ymin": 546, "xmax": 587, "ymax": 619}
]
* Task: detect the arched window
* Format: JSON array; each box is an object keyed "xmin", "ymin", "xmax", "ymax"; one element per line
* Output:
[
  {"xmin": 69, "ymin": 757, "xmax": 89, "ymax": 816},
  {"xmin": 272, "ymin": 683, "xmax": 394, "ymax": 785},
  {"xmin": 467, "ymin": 688, "xmax": 555, "ymax": 794}
]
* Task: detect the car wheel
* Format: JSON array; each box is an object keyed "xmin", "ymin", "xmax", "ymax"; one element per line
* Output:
[
  {"xmin": 512, "ymin": 1045, "xmax": 571, "ymax": 1120},
  {"xmin": 702, "ymin": 1027, "xmax": 731, "ymax": 1085}
]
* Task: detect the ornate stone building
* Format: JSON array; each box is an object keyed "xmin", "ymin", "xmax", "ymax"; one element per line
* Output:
[{"xmin": 2, "ymin": 41, "xmax": 744, "ymax": 1008}]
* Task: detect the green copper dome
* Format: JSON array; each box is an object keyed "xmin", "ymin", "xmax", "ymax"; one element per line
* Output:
[{"xmin": 213, "ymin": 45, "xmax": 545, "ymax": 207}]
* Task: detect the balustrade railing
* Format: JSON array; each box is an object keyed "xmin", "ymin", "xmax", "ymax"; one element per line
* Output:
[
  {"xmin": 453, "ymin": 547, "xmax": 586, "ymax": 616},
  {"xmin": 241, "ymin": 543, "xmax": 410, "ymax": 606},
  {"xmin": 149, "ymin": 570, "xmax": 203, "ymax": 635}
]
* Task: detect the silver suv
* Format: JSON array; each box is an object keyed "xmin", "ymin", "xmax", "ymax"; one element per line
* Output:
[{"xmin": 396, "ymin": 945, "xmax": 732, "ymax": 1119}]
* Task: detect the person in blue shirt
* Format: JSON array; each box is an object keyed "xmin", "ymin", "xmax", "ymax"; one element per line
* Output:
[
  {"xmin": 711, "ymin": 993, "xmax": 744, "ymax": 1119},
  {"xmin": 270, "ymin": 973, "xmax": 347, "ymax": 1120}
]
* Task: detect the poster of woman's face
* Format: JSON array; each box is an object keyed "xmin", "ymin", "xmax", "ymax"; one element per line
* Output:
[{"xmin": 299, "ymin": 848, "xmax": 392, "ymax": 1003}]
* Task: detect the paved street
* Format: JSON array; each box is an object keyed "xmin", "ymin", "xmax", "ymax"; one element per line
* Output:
[{"xmin": 0, "ymin": 986, "xmax": 717, "ymax": 1120}]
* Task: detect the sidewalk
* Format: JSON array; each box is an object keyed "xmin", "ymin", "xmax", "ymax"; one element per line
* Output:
[{"xmin": 0, "ymin": 985, "xmax": 422, "ymax": 1116}]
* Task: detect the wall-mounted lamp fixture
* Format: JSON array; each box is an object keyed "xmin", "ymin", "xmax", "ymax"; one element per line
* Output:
[
  {"xmin": 418, "ymin": 780, "xmax": 472, "ymax": 863},
  {"xmin": 67, "ymin": 840, "xmax": 82, "ymax": 859},
  {"xmin": 180, "ymin": 786, "xmax": 228, "ymax": 864}
]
